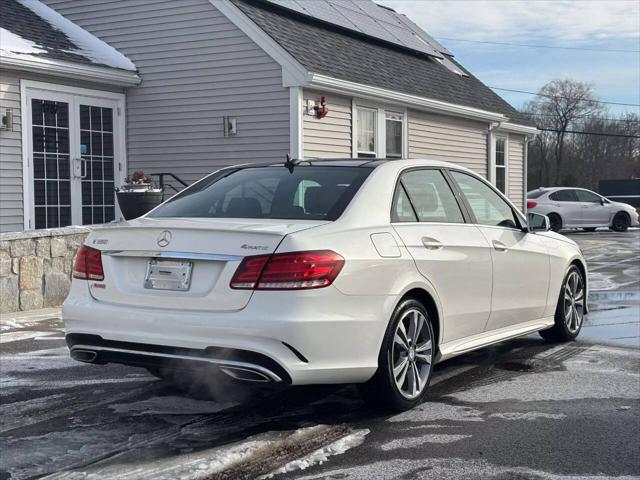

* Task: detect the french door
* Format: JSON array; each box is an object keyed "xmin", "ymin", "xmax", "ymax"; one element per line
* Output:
[{"xmin": 23, "ymin": 83, "xmax": 126, "ymax": 230}]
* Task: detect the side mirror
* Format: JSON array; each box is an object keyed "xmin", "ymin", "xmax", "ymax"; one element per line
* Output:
[
  {"xmin": 527, "ymin": 212, "xmax": 550, "ymax": 232},
  {"xmin": 600, "ymin": 198, "xmax": 606, "ymax": 206}
]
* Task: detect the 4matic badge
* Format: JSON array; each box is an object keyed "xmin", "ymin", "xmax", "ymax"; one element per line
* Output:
[{"xmin": 241, "ymin": 244, "xmax": 269, "ymax": 251}]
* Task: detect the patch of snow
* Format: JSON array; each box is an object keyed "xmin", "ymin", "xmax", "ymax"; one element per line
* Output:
[
  {"xmin": 13, "ymin": 0, "xmax": 136, "ymax": 70},
  {"xmin": 0, "ymin": 27, "xmax": 47, "ymax": 55},
  {"xmin": 388, "ymin": 402, "xmax": 484, "ymax": 423},
  {"xmin": 0, "ymin": 330, "xmax": 61, "ymax": 344},
  {"xmin": 380, "ymin": 434, "xmax": 471, "ymax": 451},
  {"xmin": 259, "ymin": 429, "xmax": 369, "ymax": 479},
  {"xmin": 109, "ymin": 396, "xmax": 236, "ymax": 416},
  {"xmin": 0, "ymin": 347, "xmax": 75, "ymax": 373},
  {"xmin": 488, "ymin": 412, "xmax": 566, "ymax": 421}
]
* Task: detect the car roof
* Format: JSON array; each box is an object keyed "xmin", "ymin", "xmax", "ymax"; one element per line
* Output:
[
  {"xmin": 530, "ymin": 187, "xmax": 597, "ymax": 193},
  {"xmin": 260, "ymin": 158, "xmax": 469, "ymax": 170}
]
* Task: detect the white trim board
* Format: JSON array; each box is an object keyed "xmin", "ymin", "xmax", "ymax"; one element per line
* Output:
[
  {"xmin": 1, "ymin": 57, "xmax": 140, "ymax": 87},
  {"xmin": 308, "ymin": 74, "xmax": 510, "ymax": 124},
  {"xmin": 289, "ymin": 86, "xmax": 304, "ymax": 158},
  {"xmin": 20, "ymin": 80, "xmax": 128, "ymax": 230}
]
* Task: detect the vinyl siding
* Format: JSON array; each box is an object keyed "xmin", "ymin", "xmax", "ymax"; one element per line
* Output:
[
  {"xmin": 508, "ymin": 133, "xmax": 525, "ymax": 210},
  {"xmin": 303, "ymin": 90, "xmax": 352, "ymax": 158},
  {"xmin": 43, "ymin": 0, "xmax": 290, "ymax": 189},
  {"xmin": 0, "ymin": 72, "xmax": 23, "ymax": 232},
  {"xmin": 408, "ymin": 110, "xmax": 488, "ymax": 178}
]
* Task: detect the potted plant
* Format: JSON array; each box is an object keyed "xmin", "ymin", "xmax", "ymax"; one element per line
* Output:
[{"xmin": 116, "ymin": 171, "xmax": 164, "ymax": 220}]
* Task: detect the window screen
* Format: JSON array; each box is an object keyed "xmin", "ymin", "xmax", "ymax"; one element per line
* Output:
[
  {"xmin": 357, "ymin": 108, "xmax": 376, "ymax": 158},
  {"xmin": 495, "ymin": 138, "xmax": 506, "ymax": 194}
]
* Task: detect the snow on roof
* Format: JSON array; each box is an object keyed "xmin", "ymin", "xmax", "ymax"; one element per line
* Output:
[
  {"xmin": 0, "ymin": 27, "xmax": 47, "ymax": 56},
  {"xmin": 0, "ymin": 0, "xmax": 136, "ymax": 72}
]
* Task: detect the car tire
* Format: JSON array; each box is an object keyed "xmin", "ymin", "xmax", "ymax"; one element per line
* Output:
[
  {"xmin": 548, "ymin": 213, "xmax": 562, "ymax": 232},
  {"xmin": 539, "ymin": 265, "xmax": 585, "ymax": 343},
  {"xmin": 582, "ymin": 228, "xmax": 597, "ymax": 232},
  {"xmin": 610, "ymin": 212, "xmax": 630, "ymax": 232},
  {"xmin": 359, "ymin": 298, "xmax": 435, "ymax": 411}
]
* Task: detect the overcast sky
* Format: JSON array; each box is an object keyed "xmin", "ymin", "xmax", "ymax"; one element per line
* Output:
[{"xmin": 378, "ymin": 0, "xmax": 640, "ymax": 116}]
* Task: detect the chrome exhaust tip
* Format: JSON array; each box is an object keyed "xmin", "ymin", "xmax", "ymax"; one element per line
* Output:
[
  {"xmin": 71, "ymin": 348, "xmax": 98, "ymax": 363},
  {"xmin": 219, "ymin": 366, "xmax": 272, "ymax": 383}
]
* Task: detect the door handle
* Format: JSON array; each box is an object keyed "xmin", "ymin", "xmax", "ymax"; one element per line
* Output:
[
  {"xmin": 73, "ymin": 157, "xmax": 88, "ymax": 179},
  {"xmin": 492, "ymin": 240, "xmax": 508, "ymax": 252},
  {"xmin": 421, "ymin": 237, "xmax": 443, "ymax": 250},
  {"xmin": 81, "ymin": 158, "xmax": 88, "ymax": 179}
]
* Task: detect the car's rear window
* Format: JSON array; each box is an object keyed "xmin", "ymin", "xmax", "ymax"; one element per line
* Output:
[
  {"xmin": 527, "ymin": 190, "xmax": 547, "ymax": 199},
  {"xmin": 149, "ymin": 166, "xmax": 372, "ymax": 221}
]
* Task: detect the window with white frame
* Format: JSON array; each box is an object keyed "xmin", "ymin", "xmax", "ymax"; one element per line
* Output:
[
  {"xmin": 354, "ymin": 105, "xmax": 405, "ymax": 159},
  {"xmin": 356, "ymin": 107, "xmax": 377, "ymax": 158},
  {"xmin": 385, "ymin": 112, "xmax": 403, "ymax": 158},
  {"xmin": 493, "ymin": 136, "xmax": 507, "ymax": 194}
]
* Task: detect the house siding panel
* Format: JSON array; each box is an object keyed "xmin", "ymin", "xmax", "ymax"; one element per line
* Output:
[
  {"xmin": 303, "ymin": 90, "xmax": 352, "ymax": 158},
  {"xmin": 508, "ymin": 133, "xmax": 525, "ymax": 210},
  {"xmin": 408, "ymin": 110, "xmax": 488, "ymax": 177},
  {"xmin": 43, "ymin": 0, "xmax": 290, "ymax": 188},
  {"xmin": 0, "ymin": 72, "xmax": 24, "ymax": 232}
]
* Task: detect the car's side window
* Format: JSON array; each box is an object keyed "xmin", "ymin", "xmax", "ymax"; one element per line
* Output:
[
  {"xmin": 549, "ymin": 190, "xmax": 578, "ymax": 202},
  {"xmin": 393, "ymin": 169, "xmax": 464, "ymax": 223},
  {"xmin": 450, "ymin": 171, "xmax": 519, "ymax": 229},
  {"xmin": 392, "ymin": 186, "xmax": 418, "ymax": 222},
  {"xmin": 575, "ymin": 190, "xmax": 601, "ymax": 203}
]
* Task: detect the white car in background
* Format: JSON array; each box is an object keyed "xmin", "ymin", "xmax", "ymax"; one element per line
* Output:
[
  {"xmin": 527, "ymin": 187, "xmax": 639, "ymax": 233},
  {"xmin": 64, "ymin": 159, "xmax": 588, "ymax": 411}
]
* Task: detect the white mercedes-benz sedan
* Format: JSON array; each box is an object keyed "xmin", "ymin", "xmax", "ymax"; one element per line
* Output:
[{"xmin": 64, "ymin": 159, "xmax": 588, "ymax": 411}]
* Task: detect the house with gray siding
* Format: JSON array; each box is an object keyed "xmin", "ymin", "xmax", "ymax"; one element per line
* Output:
[{"xmin": 1, "ymin": 0, "xmax": 537, "ymax": 234}]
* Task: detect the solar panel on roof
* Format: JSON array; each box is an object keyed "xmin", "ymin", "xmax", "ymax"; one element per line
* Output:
[{"xmin": 263, "ymin": 0, "xmax": 444, "ymax": 59}]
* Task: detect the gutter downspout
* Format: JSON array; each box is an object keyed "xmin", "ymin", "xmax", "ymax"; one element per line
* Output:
[
  {"xmin": 523, "ymin": 135, "xmax": 532, "ymax": 212},
  {"xmin": 487, "ymin": 122, "xmax": 502, "ymax": 183}
]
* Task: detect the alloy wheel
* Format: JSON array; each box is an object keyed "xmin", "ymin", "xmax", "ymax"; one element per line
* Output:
[
  {"xmin": 392, "ymin": 308, "xmax": 432, "ymax": 399},
  {"xmin": 563, "ymin": 270, "xmax": 584, "ymax": 333}
]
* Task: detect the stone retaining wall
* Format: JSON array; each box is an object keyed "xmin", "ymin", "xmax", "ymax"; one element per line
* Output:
[{"xmin": 0, "ymin": 227, "xmax": 90, "ymax": 313}]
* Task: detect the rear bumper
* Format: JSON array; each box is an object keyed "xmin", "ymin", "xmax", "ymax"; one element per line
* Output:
[
  {"xmin": 66, "ymin": 333, "xmax": 290, "ymax": 383},
  {"xmin": 62, "ymin": 281, "xmax": 395, "ymax": 385}
]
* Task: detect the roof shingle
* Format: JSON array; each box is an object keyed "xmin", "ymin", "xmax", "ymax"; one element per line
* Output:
[{"xmin": 233, "ymin": 0, "xmax": 534, "ymax": 126}]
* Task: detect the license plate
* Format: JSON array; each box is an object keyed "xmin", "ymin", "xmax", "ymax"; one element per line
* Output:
[{"xmin": 144, "ymin": 259, "xmax": 193, "ymax": 291}]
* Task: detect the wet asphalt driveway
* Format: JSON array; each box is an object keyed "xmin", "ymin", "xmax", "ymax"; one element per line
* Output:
[{"xmin": 1, "ymin": 230, "xmax": 639, "ymax": 479}]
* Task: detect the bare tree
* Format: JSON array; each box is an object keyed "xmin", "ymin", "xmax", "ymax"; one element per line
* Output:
[{"xmin": 525, "ymin": 79, "xmax": 604, "ymax": 184}]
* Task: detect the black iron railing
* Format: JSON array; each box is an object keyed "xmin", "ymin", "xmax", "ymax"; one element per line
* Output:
[{"xmin": 149, "ymin": 172, "xmax": 189, "ymax": 199}]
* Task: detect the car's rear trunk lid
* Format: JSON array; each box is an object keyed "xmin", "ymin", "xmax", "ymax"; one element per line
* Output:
[{"xmin": 86, "ymin": 217, "xmax": 327, "ymax": 311}]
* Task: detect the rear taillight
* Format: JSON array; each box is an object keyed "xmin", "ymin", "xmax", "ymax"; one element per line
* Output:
[
  {"xmin": 230, "ymin": 250, "xmax": 344, "ymax": 290},
  {"xmin": 526, "ymin": 200, "xmax": 537, "ymax": 209},
  {"xmin": 73, "ymin": 245, "xmax": 104, "ymax": 281}
]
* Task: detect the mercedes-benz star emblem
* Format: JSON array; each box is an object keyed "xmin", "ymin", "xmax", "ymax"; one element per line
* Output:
[{"xmin": 157, "ymin": 230, "xmax": 172, "ymax": 248}]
